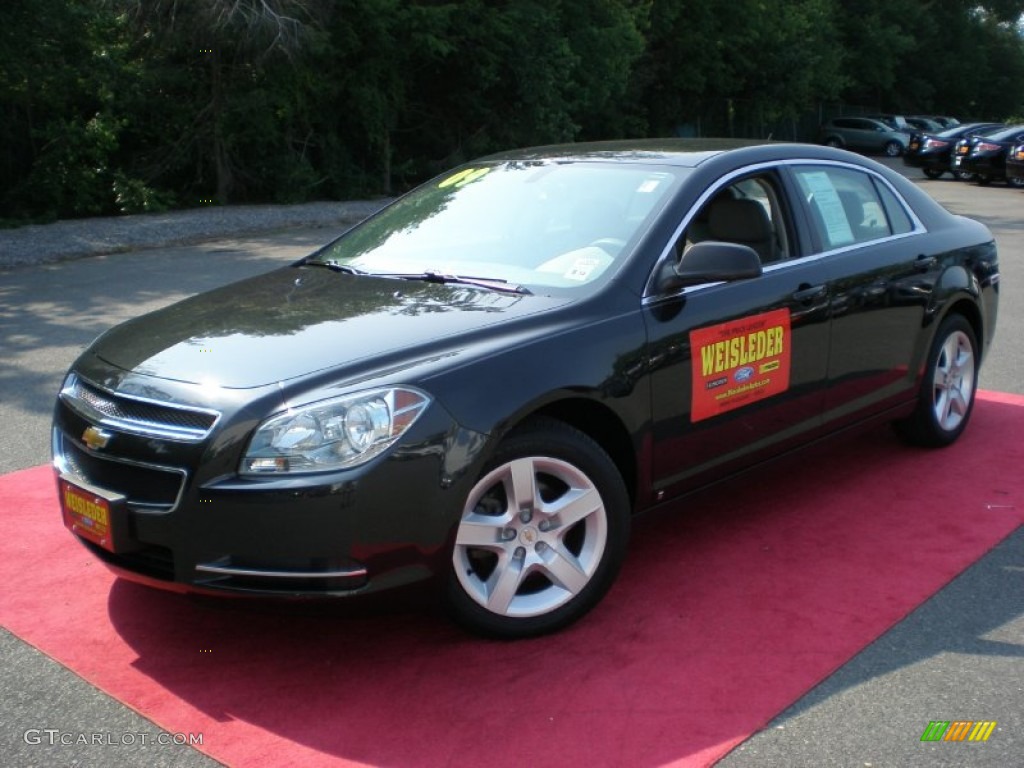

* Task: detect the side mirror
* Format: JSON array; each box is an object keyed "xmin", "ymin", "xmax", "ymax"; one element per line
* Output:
[{"xmin": 659, "ymin": 241, "xmax": 762, "ymax": 292}]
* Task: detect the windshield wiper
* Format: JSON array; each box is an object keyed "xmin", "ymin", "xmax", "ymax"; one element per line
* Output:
[
  {"xmin": 304, "ymin": 263, "xmax": 531, "ymax": 295},
  {"xmin": 395, "ymin": 271, "xmax": 532, "ymax": 295},
  {"xmin": 303, "ymin": 259, "xmax": 370, "ymax": 276}
]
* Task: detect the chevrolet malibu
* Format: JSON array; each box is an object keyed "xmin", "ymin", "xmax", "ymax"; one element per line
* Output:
[{"xmin": 54, "ymin": 140, "xmax": 999, "ymax": 638}]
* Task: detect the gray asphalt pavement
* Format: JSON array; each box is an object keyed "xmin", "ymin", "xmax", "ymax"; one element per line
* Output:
[{"xmin": 1, "ymin": 160, "xmax": 1021, "ymax": 767}]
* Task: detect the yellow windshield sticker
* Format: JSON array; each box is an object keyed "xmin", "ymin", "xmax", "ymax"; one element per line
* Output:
[{"xmin": 439, "ymin": 167, "xmax": 491, "ymax": 189}]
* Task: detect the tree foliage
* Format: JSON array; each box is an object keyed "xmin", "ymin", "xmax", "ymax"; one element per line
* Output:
[{"xmin": 3, "ymin": 0, "xmax": 1024, "ymax": 221}]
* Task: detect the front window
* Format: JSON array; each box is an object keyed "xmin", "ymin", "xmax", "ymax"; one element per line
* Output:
[{"xmin": 311, "ymin": 161, "xmax": 684, "ymax": 293}]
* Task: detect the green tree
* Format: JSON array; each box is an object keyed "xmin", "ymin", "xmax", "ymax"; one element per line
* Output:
[{"xmin": 0, "ymin": 0, "xmax": 126, "ymax": 218}]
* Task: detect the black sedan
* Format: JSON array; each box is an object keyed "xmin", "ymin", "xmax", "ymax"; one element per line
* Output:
[
  {"xmin": 53, "ymin": 140, "xmax": 999, "ymax": 638},
  {"xmin": 953, "ymin": 124, "xmax": 1024, "ymax": 185},
  {"xmin": 904, "ymin": 122, "xmax": 1003, "ymax": 179},
  {"xmin": 1005, "ymin": 142, "xmax": 1024, "ymax": 187}
]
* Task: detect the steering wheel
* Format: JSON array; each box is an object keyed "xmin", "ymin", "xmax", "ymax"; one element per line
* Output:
[{"xmin": 589, "ymin": 238, "xmax": 627, "ymax": 256}]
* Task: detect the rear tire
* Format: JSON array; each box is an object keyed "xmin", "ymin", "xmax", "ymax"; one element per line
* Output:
[
  {"xmin": 1007, "ymin": 175, "xmax": 1024, "ymax": 188},
  {"xmin": 824, "ymin": 137, "xmax": 843, "ymax": 149},
  {"xmin": 884, "ymin": 141, "xmax": 902, "ymax": 157},
  {"xmin": 447, "ymin": 417, "xmax": 630, "ymax": 638},
  {"xmin": 922, "ymin": 168, "xmax": 944, "ymax": 180},
  {"xmin": 894, "ymin": 315, "xmax": 978, "ymax": 448}
]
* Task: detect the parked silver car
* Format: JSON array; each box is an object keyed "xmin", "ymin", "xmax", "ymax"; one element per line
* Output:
[{"xmin": 818, "ymin": 117, "xmax": 909, "ymax": 157}]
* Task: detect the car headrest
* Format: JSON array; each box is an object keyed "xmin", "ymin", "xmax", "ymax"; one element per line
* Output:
[{"xmin": 708, "ymin": 198, "xmax": 772, "ymax": 243}]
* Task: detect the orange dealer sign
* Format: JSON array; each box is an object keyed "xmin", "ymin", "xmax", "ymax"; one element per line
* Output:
[{"xmin": 689, "ymin": 308, "xmax": 792, "ymax": 422}]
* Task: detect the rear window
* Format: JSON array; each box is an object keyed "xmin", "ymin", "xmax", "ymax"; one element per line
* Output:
[
  {"xmin": 792, "ymin": 166, "xmax": 912, "ymax": 251},
  {"xmin": 986, "ymin": 125, "xmax": 1024, "ymax": 141}
]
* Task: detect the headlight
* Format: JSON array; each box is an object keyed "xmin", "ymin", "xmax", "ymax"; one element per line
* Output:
[{"xmin": 240, "ymin": 387, "xmax": 430, "ymax": 475}]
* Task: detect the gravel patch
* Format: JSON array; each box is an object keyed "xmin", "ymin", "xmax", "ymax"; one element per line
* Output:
[{"xmin": 0, "ymin": 200, "xmax": 388, "ymax": 270}]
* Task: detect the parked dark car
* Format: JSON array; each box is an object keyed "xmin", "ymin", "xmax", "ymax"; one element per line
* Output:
[
  {"xmin": 818, "ymin": 117, "xmax": 909, "ymax": 156},
  {"xmin": 1005, "ymin": 142, "xmax": 1024, "ymax": 186},
  {"xmin": 953, "ymin": 125, "xmax": 1024, "ymax": 185},
  {"xmin": 54, "ymin": 140, "xmax": 999, "ymax": 638},
  {"xmin": 904, "ymin": 122, "xmax": 1004, "ymax": 179}
]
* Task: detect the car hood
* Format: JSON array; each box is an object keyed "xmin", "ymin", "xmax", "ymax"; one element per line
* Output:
[{"xmin": 91, "ymin": 266, "xmax": 570, "ymax": 388}]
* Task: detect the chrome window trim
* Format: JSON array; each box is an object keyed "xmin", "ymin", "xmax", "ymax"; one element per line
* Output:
[
  {"xmin": 642, "ymin": 157, "xmax": 927, "ymax": 303},
  {"xmin": 59, "ymin": 373, "xmax": 221, "ymax": 443}
]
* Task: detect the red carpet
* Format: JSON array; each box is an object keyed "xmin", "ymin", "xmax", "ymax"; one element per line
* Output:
[{"xmin": 2, "ymin": 391, "xmax": 1022, "ymax": 767}]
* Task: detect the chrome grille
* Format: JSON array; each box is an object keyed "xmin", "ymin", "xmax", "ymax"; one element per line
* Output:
[
  {"xmin": 60, "ymin": 374, "xmax": 219, "ymax": 442},
  {"xmin": 55, "ymin": 431, "xmax": 186, "ymax": 512}
]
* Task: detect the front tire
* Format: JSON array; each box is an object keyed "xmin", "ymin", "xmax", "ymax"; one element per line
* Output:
[
  {"xmin": 894, "ymin": 315, "xmax": 978, "ymax": 447},
  {"xmin": 447, "ymin": 418, "xmax": 630, "ymax": 638},
  {"xmin": 923, "ymin": 168, "xmax": 944, "ymax": 180},
  {"xmin": 1007, "ymin": 175, "xmax": 1024, "ymax": 188},
  {"xmin": 884, "ymin": 141, "xmax": 902, "ymax": 157}
]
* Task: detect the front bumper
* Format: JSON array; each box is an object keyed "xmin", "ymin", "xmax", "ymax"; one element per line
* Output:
[{"xmin": 53, "ymin": 373, "xmax": 488, "ymax": 598}]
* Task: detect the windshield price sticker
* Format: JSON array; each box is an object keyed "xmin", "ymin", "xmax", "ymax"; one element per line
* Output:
[
  {"xmin": 438, "ymin": 167, "xmax": 491, "ymax": 188},
  {"xmin": 689, "ymin": 308, "xmax": 792, "ymax": 422}
]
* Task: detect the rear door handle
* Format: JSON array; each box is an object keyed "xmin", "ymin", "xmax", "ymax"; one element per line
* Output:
[
  {"xmin": 792, "ymin": 284, "xmax": 827, "ymax": 303},
  {"xmin": 916, "ymin": 254, "xmax": 938, "ymax": 272}
]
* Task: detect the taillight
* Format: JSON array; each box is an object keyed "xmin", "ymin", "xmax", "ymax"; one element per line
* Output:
[
  {"xmin": 976, "ymin": 142, "xmax": 1001, "ymax": 152},
  {"xmin": 923, "ymin": 139, "xmax": 949, "ymax": 150}
]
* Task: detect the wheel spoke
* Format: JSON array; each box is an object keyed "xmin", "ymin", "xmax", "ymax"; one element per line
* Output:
[
  {"xmin": 540, "ymin": 546, "xmax": 589, "ymax": 595},
  {"xmin": 485, "ymin": 553, "xmax": 525, "ymax": 614},
  {"xmin": 456, "ymin": 515, "xmax": 507, "ymax": 548},
  {"xmin": 948, "ymin": 385, "xmax": 969, "ymax": 419},
  {"xmin": 934, "ymin": 383, "xmax": 951, "ymax": 426},
  {"xmin": 506, "ymin": 457, "xmax": 538, "ymax": 513},
  {"xmin": 544, "ymin": 486, "xmax": 601, "ymax": 530}
]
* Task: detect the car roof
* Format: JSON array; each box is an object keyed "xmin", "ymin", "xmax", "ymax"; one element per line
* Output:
[
  {"xmin": 477, "ymin": 138, "xmax": 948, "ymax": 231},
  {"xmin": 478, "ymin": 138, "xmax": 907, "ymax": 170},
  {"xmin": 478, "ymin": 138, "xmax": 773, "ymax": 168}
]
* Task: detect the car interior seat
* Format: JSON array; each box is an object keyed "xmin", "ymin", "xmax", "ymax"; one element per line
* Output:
[
  {"xmin": 837, "ymin": 190, "xmax": 868, "ymax": 239},
  {"xmin": 707, "ymin": 197, "xmax": 777, "ymax": 263}
]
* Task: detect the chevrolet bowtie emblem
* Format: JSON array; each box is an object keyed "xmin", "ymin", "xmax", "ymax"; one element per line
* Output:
[{"xmin": 82, "ymin": 426, "xmax": 112, "ymax": 451}]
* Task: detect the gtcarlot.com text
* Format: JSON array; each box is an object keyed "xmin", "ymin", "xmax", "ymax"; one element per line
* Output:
[{"xmin": 24, "ymin": 729, "xmax": 203, "ymax": 746}]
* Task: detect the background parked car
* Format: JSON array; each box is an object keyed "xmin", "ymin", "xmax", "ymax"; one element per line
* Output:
[
  {"xmin": 915, "ymin": 115, "xmax": 961, "ymax": 129},
  {"xmin": 954, "ymin": 124, "xmax": 1024, "ymax": 186},
  {"xmin": 865, "ymin": 114, "xmax": 913, "ymax": 133},
  {"xmin": 818, "ymin": 117, "xmax": 909, "ymax": 156},
  {"xmin": 904, "ymin": 122, "xmax": 1004, "ymax": 179},
  {"xmin": 903, "ymin": 116, "xmax": 944, "ymax": 133},
  {"xmin": 1005, "ymin": 142, "xmax": 1024, "ymax": 186}
]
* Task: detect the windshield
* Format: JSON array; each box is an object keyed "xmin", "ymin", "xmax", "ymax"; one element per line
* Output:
[{"xmin": 310, "ymin": 161, "xmax": 683, "ymax": 294}]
